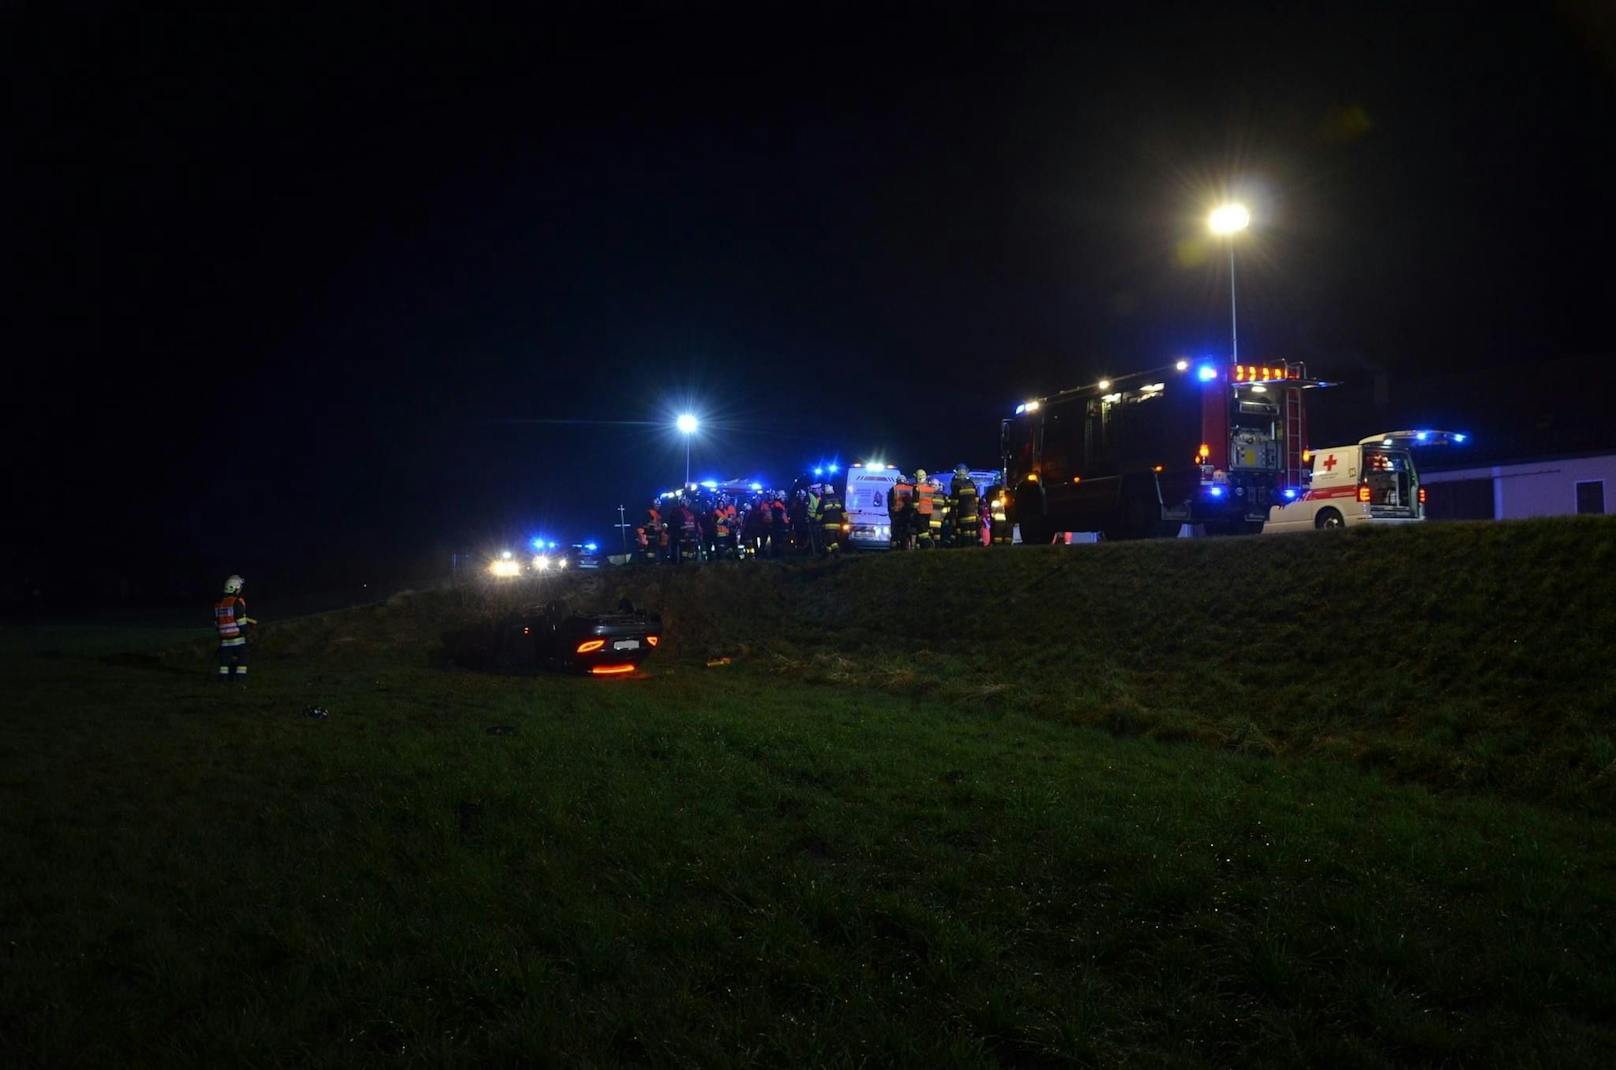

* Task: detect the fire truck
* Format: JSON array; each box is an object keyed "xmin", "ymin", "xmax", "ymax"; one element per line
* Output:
[{"xmin": 1001, "ymin": 359, "xmax": 1330, "ymax": 541}]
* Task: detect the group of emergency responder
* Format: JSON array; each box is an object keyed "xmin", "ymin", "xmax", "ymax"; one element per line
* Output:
[
  {"xmin": 635, "ymin": 476, "xmax": 849, "ymax": 563},
  {"xmin": 885, "ymin": 466, "xmax": 1009, "ymax": 549},
  {"xmin": 635, "ymin": 465, "xmax": 1011, "ymax": 563}
]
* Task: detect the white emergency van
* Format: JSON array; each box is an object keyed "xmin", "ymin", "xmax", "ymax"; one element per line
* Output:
[
  {"xmin": 842, "ymin": 463, "xmax": 902, "ymax": 549},
  {"xmin": 1263, "ymin": 430, "xmax": 1466, "ymax": 533}
]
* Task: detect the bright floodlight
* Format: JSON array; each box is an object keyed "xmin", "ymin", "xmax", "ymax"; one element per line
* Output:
[
  {"xmin": 1209, "ymin": 203, "xmax": 1251, "ymax": 236},
  {"xmin": 676, "ymin": 413, "xmax": 698, "ymax": 435}
]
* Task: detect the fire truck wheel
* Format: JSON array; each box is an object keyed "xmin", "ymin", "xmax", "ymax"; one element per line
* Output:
[{"xmin": 1315, "ymin": 507, "xmax": 1345, "ymax": 530}]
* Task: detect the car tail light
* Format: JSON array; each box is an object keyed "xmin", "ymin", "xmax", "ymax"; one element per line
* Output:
[
  {"xmin": 1357, "ymin": 485, "xmax": 1371, "ymax": 503},
  {"xmin": 1418, "ymin": 486, "xmax": 1427, "ymax": 504},
  {"xmin": 576, "ymin": 639, "xmax": 605, "ymax": 653},
  {"xmin": 590, "ymin": 664, "xmax": 634, "ymax": 676},
  {"xmin": 646, "ymin": 636, "xmax": 659, "ymax": 647}
]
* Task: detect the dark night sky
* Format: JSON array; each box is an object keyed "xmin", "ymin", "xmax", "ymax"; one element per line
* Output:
[{"xmin": 8, "ymin": 2, "xmax": 1616, "ymax": 597}]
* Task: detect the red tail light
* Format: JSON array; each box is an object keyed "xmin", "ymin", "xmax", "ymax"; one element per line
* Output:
[
  {"xmin": 1418, "ymin": 486, "xmax": 1427, "ymax": 504},
  {"xmin": 576, "ymin": 639, "xmax": 605, "ymax": 654},
  {"xmin": 646, "ymin": 636, "xmax": 659, "ymax": 647},
  {"xmin": 590, "ymin": 664, "xmax": 634, "ymax": 676},
  {"xmin": 1357, "ymin": 485, "xmax": 1372, "ymax": 503}
]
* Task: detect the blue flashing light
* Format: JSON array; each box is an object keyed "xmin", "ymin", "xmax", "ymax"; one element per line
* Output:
[
  {"xmin": 812, "ymin": 466, "xmax": 823, "ymax": 476},
  {"xmin": 1197, "ymin": 364, "xmax": 1219, "ymax": 382},
  {"xmin": 828, "ymin": 463, "xmax": 839, "ymax": 474},
  {"xmin": 1453, "ymin": 432, "xmax": 1467, "ymax": 443},
  {"xmin": 1282, "ymin": 487, "xmax": 1298, "ymax": 500},
  {"xmin": 700, "ymin": 480, "xmax": 718, "ymax": 489},
  {"xmin": 749, "ymin": 481, "xmax": 763, "ymax": 492},
  {"xmin": 1208, "ymin": 485, "xmax": 1225, "ymax": 498},
  {"xmin": 584, "ymin": 542, "xmax": 598, "ymax": 553},
  {"xmin": 1415, "ymin": 430, "xmax": 1430, "ymax": 442}
]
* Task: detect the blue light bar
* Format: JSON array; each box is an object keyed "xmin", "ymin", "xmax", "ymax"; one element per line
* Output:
[
  {"xmin": 1282, "ymin": 487, "xmax": 1298, "ymax": 500},
  {"xmin": 700, "ymin": 480, "xmax": 718, "ymax": 489},
  {"xmin": 812, "ymin": 467, "xmax": 823, "ymax": 476},
  {"xmin": 828, "ymin": 463, "xmax": 839, "ymax": 474},
  {"xmin": 584, "ymin": 542, "xmax": 598, "ymax": 552},
  {"xmin": 750, "ymin": 482, "xmax": 763, "ymax": 492},
  {"xmin": 1453, "ymin": 433, "xmax": 1467, "ymax": 443},
  {"xmin": 1208, "ymin": 485, "xmax": 1225, "ymax": 498},
  {"xmin": 1197, "ymin": 364, "xmax": 1219, "ymax": 382},
  {"xmin": 1415, "ymin": 431, "xmax": 1430, "ymax": 442}
]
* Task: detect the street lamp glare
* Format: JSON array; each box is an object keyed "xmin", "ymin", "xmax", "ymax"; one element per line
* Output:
[
  {"xmin": 1209, "ymin": 203, "xmax": 1251, "ymax": 236},
  {"xmin": 676, "ymin": 413, "xmax": 698, "ymax": 435}
]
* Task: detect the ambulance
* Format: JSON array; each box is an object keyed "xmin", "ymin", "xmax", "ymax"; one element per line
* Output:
[
  {"xmin": 842, "ymin": 462, "xmax": 902, "ymax": 549},
  {"xmin": 1262, "ymin": 430, "xmax": 1467, "ymax": 533}
]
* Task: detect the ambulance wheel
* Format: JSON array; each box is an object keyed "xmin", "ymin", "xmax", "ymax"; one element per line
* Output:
[{"xmin": 1315, "ymin": 508, "xmax": 1344, "ymax": 530}]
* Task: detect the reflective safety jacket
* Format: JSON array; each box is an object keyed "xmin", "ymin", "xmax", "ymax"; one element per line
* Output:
[
  {"xmin": 951, "ymin": 477, "xmax": 980, "ymax": 529},
  {"xmin": 914, "ymin": 480, "xmax": 940, "ymax": 517},
  {"xmin": 889, "ymin": 481, "xmax": 914, "ymax": 514},
  {"xmin": 214, "ymin": 595, "xmax": 248, "ymax": 647}
]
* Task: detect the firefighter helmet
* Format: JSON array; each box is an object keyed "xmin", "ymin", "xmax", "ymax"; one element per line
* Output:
[
  {"xmin": 223, "ymin": 575, "xmax": 245, "ymax": 594},
  {"xmin": 915, "ymin": 469, "xmax": 928, "ymax": 482},
  {"xmin": 955, "ymin": 464, "xmax": 970, "ymax": 479}
]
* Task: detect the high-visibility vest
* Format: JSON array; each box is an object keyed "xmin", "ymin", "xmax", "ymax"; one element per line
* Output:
[
  {"xmin": 914, "ymin": 481, "xmax": 938, "ymax": 516},
  {"xmin": 214, "ymin": 595, "xmax": 248, "ymax": 646},
  {"xmin": 890, "ymin": 482, "xmax": 914, "ymax": 512}
]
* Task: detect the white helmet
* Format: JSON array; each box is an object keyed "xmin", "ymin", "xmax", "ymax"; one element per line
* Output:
[{"xmin": 224, "ymin": 575, "xmax": 244, "ymax": 594}]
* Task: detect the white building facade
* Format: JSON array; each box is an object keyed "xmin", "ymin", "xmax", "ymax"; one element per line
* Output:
[{"xmin": 1421, "ymin": 452, "xmax": 1614, "ymax": 521}]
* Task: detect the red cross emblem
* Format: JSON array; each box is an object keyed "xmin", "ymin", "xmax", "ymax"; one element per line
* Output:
[{"xmin": 1321, "ymin": 453, "xmax": 1338, "ymax": 472}]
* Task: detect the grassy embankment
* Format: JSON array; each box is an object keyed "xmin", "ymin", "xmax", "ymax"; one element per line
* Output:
[{"xmin": 2, "ymin": 518, "xmax": 1613, "ymax": 1066}]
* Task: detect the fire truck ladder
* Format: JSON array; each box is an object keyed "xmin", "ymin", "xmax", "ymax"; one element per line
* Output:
[{"xmin": 1283, "ymin": 385, "xmax": 1305, "ymax": 490}]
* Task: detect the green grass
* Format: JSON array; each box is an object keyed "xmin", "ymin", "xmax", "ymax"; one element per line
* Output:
[
  {"xmin": 3, "ymin": 518, "xmax": 1615, "ymax": 1066},
  {"xmin": 584, "ymin": 516, "xmax": 1616, "ymax": 812}
]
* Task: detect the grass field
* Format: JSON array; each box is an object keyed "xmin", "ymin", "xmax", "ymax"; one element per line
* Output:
[{"xmin": 3, "ymin": 519, "xmax": 1615, "ymax": 1066}]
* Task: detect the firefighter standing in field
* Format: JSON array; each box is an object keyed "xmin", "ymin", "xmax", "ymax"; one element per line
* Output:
[
  {"xmin": 913, "ymin": 469, "xmax": 942, "ymax": 548},
  {"xmin": 214, "ymin": 574, "xmax": 256, "ymax": 683},
  {"xmin": 986, "ymin": 484, "xmax": 1012, "ymax": 545},
  {"xmin": 814, "ymin": 479, "xmax": 845, "ymax": 555},
  {"xmin": 637, "ymin": 500, "xmax": 664, "ymax": 563},
  {"xmin": 888, "ymin": 472, "xmax": 915, "ymax": 550},
  {"xmin": 948, "ymin": 465, "xmax": 980, "ymax": 548}
]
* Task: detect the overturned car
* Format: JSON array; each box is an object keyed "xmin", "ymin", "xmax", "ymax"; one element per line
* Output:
[{"xmin": 499, "ymin": 599, "xmax": 662, "ymax": 675}]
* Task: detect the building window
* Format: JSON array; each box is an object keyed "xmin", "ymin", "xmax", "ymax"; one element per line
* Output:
[{"xmin": 1576, "ymin": 480, "xmax": 1605, "ymax": 516}]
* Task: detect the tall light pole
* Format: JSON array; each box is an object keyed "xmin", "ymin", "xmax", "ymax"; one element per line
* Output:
[
  {"xmin": 676, "ymin": 413, "xmax": 698, "ymax": 485},
  {"xmin": 1208, "ymin": 202, "xmax": 1251, "ymax": 362}
]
